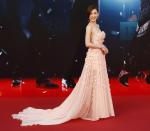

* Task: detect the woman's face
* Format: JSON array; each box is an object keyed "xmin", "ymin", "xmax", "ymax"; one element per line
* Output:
[{"xmin": 89, "ymin": 9, "xmax": 99, "ymax": 23}]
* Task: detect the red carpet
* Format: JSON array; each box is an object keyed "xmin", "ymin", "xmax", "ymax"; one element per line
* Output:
[
  {"xmin": 0, "ymin": 77, "xmax": 150, "ymax": 97},
  {"xmin": 1, "ymin": 96, "xmax": 150, "ymax": 131},
  {"xmin": 0, "ymin": 78, "xmax": 150, "ymax": 131}
]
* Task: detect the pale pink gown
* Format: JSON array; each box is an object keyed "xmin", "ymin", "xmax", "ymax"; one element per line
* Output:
[{"xmin": 12, "ymin": 24, "xmax": 115, "ymax": 126}]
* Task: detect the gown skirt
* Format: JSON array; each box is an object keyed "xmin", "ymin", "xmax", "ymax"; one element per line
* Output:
[{"xmin": 12, "ymin": 48, "xmax": 115, "ymax": 126}]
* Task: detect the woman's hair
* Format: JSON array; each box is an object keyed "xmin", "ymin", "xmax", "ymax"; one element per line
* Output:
[{"xmin": 86, "ymin": 4, "xmax": 98, "ymax": 17}]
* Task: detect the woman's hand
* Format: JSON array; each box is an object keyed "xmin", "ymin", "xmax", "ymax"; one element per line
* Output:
[{"xmin": 101, "ymin": 46, "xmax": 109, "ymax": 55}]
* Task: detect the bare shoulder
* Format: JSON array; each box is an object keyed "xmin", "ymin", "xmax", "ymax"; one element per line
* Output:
[{"xmin": 86, "ymin": 23, "xmax": 93, "ymax": 31}]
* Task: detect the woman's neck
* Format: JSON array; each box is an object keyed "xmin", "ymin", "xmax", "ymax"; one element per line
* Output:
[{"xmin": 89, "ymin": 21, "xmax": 97, "ymax": 25}]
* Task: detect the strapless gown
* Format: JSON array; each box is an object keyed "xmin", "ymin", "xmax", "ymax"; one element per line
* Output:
[{"xmin": 12, "ymin": 26, "xmax": 115, "ymax": 126}]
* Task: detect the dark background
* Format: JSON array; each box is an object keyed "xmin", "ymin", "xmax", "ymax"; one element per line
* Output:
[{"xmin": 0, "ymin": 0, "xmax": 149, "ymax": 78}]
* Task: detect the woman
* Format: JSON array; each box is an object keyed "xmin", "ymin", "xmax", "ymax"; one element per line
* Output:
[{"xmin": 12, "ymin": 5, "xmax": 115, "ymax": 126}]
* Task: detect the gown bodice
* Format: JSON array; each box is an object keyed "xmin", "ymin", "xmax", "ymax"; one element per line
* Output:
[
  {"xmin": 87, "ymin": 24, "xmax": 106, "ymax": 55},
  {"xmin": 91, "ymin": 24, "xmax": 105, "ymax": 46}
]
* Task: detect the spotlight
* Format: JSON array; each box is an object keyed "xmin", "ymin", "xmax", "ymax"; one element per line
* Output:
[
  {"xmin": 0, "ymin": 49, "xmax": 8, "ymax": 67},
  {"xmin": 47, "ymin": 8, "xmax": 52, "ymax": 14},
  {"xmin": 23, "ymin": 29, "xmax": 32, "ymax": 39},
  {"xmin": 0, "ymin": 25, "xmax": 3, "ymax": 30}
]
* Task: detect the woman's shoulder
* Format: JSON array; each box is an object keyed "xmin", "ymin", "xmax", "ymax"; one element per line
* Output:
[
  {"xmin": 86, "ymin": 23, "xmax": 94, "ymax": 30},
  {"xmin": 86, "ymin": 23, "xmax": 100, "ymax": 29}
]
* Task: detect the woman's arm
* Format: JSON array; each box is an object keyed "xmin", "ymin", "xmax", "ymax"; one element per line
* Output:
[{"xmin": 85, "ymin": 24, "xmax": 108, "ymax": 54}]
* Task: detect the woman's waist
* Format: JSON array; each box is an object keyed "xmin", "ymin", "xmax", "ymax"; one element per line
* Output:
[
  {"xmin": 87, "ymin": 48, "xmax": 103, "ymax": 55},
  {"xmin": 88, "ymin": 48, "xmax": 100, "ymax": 52}
]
